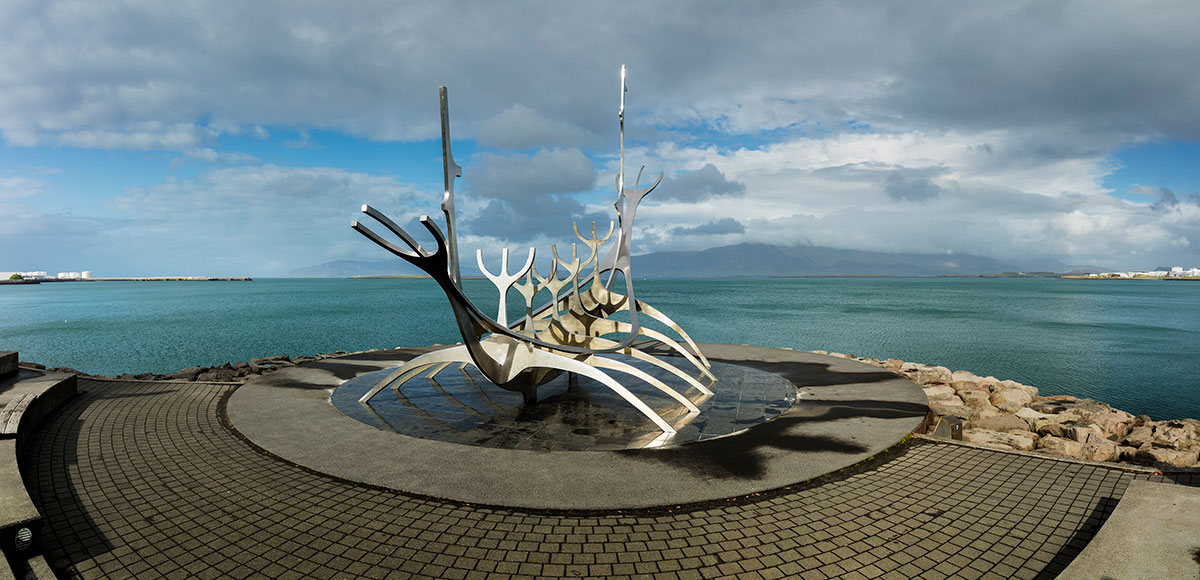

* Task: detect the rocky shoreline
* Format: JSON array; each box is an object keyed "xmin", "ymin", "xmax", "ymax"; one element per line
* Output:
[
  {"xmin": 20, "ymin": 348, "xmax": 1200, "ymax": 469},
  {"xmin": 815, "ymin": 350, "xmax": 1200, "ymax": 469}
]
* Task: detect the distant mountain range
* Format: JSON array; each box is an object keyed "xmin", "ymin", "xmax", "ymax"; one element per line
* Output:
[
  {"xmin": 290, "ymin": 244, "xmax": 1077, "ymax": 278},
  {"xmin": 631, "ymin": 244, "xmax": 1040, "ymax": 277}
]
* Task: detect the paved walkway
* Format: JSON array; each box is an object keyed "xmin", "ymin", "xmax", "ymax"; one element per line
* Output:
[{"xmin": 21, "ymin": 379, "xmax": 1199, "ymax": 579}]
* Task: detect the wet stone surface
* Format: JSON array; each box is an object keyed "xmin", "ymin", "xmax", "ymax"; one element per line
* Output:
[{"xmin": 331, "ymin": 358, "xmax": 796, "ymax": 450}]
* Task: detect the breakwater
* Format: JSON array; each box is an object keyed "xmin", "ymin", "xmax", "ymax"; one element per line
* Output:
[
  {"xmin": 89, "ymin": 276, "xmax": 252, "ymax": 281},
  {"xmin": 817, "ymin": 350, "xmax": 1200, "ymax": 469}
]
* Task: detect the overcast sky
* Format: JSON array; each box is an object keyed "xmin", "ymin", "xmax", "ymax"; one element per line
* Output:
[{"xmin": 2, "ymin": 0, "xmax": 1199, "ymax": 276}]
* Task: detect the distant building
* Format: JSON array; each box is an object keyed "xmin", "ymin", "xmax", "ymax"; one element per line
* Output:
[
  {"xmin": 1171, "ymin": 266, "xmax": 1184, "ymax": 276},
  {"xmin": 57, "ymin": 272, "xmax": 82, "ymax": 280},
  {"xmin": 81, "ymin": 271, "xmax": 91, "ymax": 279},
  {"xmin": 19, "ymin": 271, "xmax": 48, "ymax": 279}
]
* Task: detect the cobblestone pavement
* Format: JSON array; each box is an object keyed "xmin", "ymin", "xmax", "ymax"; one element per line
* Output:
[{"xmin": 21, "ymin": 379, "xmax": 1198, "ymax": 579}]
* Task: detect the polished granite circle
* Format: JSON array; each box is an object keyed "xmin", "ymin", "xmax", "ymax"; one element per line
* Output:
[{"xmin": 331, "ymin": 357, "xmax": 797, "ymax": 451}]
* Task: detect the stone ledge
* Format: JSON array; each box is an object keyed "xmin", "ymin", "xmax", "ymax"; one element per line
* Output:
[
  {"xmin": 0, "ymin": 370, "xmax": 76, "ymax": 567},
  {"xmin": 0, "ymin": 438, "xmax": 39, "ymax": 562}
]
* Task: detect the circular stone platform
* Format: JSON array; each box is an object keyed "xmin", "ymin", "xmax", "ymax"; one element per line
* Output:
[{"xmin": 226, "ymin": 343, "xmax": 929, "ymax": 510}]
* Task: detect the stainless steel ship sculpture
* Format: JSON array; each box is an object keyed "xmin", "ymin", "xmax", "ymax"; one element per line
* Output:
[{"xmin": 352, "ymin": 67, "xmax": 713, "ymax": 435}]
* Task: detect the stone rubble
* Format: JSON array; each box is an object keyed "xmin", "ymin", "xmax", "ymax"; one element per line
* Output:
[{"xmin": 818, "ymin": 350, "xmax": 1200, "ymax": 470}]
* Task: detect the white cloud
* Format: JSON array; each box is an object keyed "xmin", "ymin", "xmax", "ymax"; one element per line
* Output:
[{"xmin": 0, "ymin": 176, "xmax": 46, "ymax": 199}]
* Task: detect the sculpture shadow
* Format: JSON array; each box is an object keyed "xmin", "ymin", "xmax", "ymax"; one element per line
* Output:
[
  {"xmin": 619, "ymin": 396, "xmax": 927, "ymax": 481},
  {"xmin": 739, "ymin": 359, "xmax": 904, "ymax": 389},
  {"xmin": 1034, "ymin": 496, "xmax": 1120, "ymax": 580},
  {"xmin": 18, "ymin": 389, "xmax": 118, "ymax": 573},
  {"xmin": 259, "ymin": 348, "xmax": 432, "ymax": 386}
]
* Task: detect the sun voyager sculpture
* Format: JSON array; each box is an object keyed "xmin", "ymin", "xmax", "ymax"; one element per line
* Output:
[{"xmin": 351, "ymin": 67, "xmax": 715, "ymax": 437}]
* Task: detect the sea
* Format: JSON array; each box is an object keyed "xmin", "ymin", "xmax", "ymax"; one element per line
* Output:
[{"xmin": 2, "ymin": 277, "xmax": 1197, "ymax": 421}]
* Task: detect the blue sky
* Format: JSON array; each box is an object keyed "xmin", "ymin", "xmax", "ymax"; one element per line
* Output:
[{"xmin": 2, "ymin": 1, "xmax": 1198, "ymax": 276}]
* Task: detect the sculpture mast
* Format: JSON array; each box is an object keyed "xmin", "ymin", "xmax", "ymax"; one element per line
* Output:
[
  {"xmin": 439, "ymin": 86, "xmax": 464, "ymax": 285},
  {"xmin": 618, "ymin": 64, "xmax": 626, "ymax": 206}
]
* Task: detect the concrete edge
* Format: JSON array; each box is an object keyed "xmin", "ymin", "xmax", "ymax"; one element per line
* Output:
[{"xmin": 1057, "ymin": 480, "xmax": 1200, "ymax": 580}]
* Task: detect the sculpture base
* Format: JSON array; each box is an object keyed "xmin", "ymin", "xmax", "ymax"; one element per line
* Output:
[
  {"xmin": 332, "ymin": 359, "xmax": 795, "ymax": 451},
  {"xmin": 226, "ymin": 344, "xmax": 930, "ymax": 509}
]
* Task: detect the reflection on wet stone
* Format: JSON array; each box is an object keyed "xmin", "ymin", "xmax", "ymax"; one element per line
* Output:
[{"xmin": 332, "ymin": 358, "xmax": 796, "ymax": 451}]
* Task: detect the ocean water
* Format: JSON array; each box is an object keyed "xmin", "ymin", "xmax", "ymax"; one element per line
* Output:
[{"xmin": 2, "ymin": 277, "xmax": 1197, "ymax": 420}]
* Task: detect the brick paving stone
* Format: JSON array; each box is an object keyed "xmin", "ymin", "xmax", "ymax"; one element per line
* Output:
[{"xmin": 17, "ymin": 378, "xmax": 1199, "ymax": 579}]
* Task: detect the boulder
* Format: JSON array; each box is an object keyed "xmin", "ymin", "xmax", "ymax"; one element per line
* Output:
[
  {"xmin": 998, "ymin": 379, "xmax": 1039, "ymax": 398},
  {"xmin": 970, "ymin": 414, "xmax": 1031, "ymax": 434},
  {"xmin": 933, "ymin": 394, "xmax": 966, "ymax": 407},
  {"xmin": 1016, "ymin": 407, "xmax": 1063, "ymax": 432},
  {"xmin": 1116, "ymin": 445, "xmax": 1140, "ymax": 463},
  {"xmin": 1029, "ymin": 398, "xmax": 1111, "ymax": 420},
  {"xmin": 1038, "ymin": 436, "xmax": 1084, "ymax": 458},
  {"xmin": 1060, "ymin": 421, "xmax": 1106, "ymax": 444},
  {"xmin": 959, "ymin": 390, "xmax": 993, "ymax": 409},
  {"xmin": 930, "ymin": 404, "xmax": 975, "ymax": 420},
  {"xmin": 973, "ymin": 404, "xmax": 1005, "ymax": 420},
  {"xmin": 900, "ymin": 363, "xmax": 953, "ymax": 387},
  {"xmin": 973, "ymin": 377, "xmax": 1001, "ymax": 392},
  {"xmin": 196, "ymin": 368, "xmax": 240, "ymax": 382},
  {"xmin": 995, "ymin": 401, "xmax": 1026, "ymax": 414},
  {"xmin": 165, "ymin": 366, "xmax": 206, "ymax": 381},
  {"xmin": 1127, "ymin": 447, "xmax": 1200, "ymax": 468},
  {"xmin": 990, "ymin": 388, "xmax": 1033, "ymax": 408},
  {"xmin": 1081, "ymin": 439, "xmax": 1118, "ymax": 462},
  {"xmin": 1123, "ymin": 425, "xmax": 1154, "ymax": 448},
  {"xmin": 963, "ymin": 428, "xmax": 1037, "ymax": 451},
  {"xmin": 1035, "ymin": 395, "xmax": 1080, "ymax": 403},
  {"xmin": 951, "ymin": 370, "xmax": 981, "ymax": 383},
  {"xmin": 1151, "ymin": 420, "xmax": 1200, "ymax": 450},
  {"xmin": 1090, "ymin": 410, "xmax": 1137, "ymax": 441},
  {"xmin": 882, "ymin": 359, "xmax": 904, "ymax": 372},
  {"xmin": 923, "ymin": 385, "xmax": 957, "ymax": 400},
  {"xmin": 951, "ymin": 380, "xmax": 989, "ymax": 394},
  {"xmin": 1037, "ymin": 422, "xmax": 1065, "ymax": 438}
]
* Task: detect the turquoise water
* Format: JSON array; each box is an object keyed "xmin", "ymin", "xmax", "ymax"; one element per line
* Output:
[{"xmin": 2, "ymin": 277, "xmax": 1197, "ymax": 420}]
